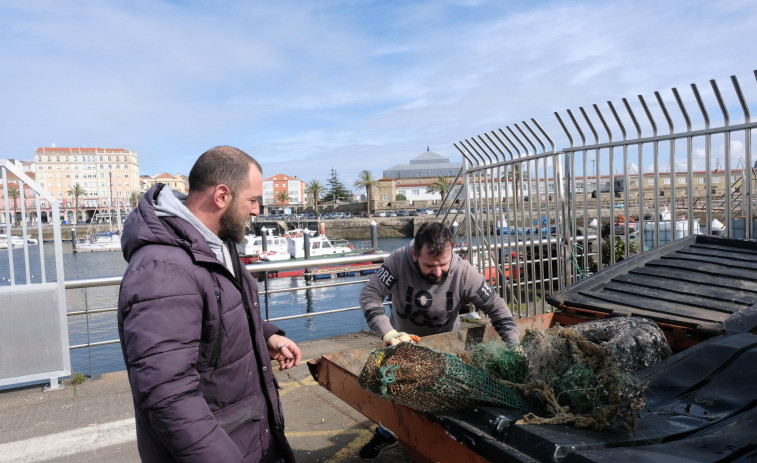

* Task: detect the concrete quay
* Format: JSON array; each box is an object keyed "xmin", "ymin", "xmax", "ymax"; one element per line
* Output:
[{"xmin": 0, "ymin": 331, "xmax": 414, "ymax": 463}]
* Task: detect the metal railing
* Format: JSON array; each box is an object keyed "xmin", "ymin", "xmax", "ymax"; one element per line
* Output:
[
  {"xmin": 439, "ymin": 70, "xmax": 757, "ymax": 319},
  {"xmin": 64, "ymin": 253, "xmax": 390, "ymax": 357}
]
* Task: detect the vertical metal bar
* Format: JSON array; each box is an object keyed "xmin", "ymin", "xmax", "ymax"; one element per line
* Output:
[
  {"xmin": 593, "ymin": 104, "xmax": 615, "ymax": 265},
  {"xmin": 555, "ymin": 112, "xmax": 578, "ymax": 284},
  {"xmin": 733, "ymin": 74, "xmax": 752, "ymax": 237},
  {"xmin": 454, "ymin": 143, "xmax": 477, "ymax": 272},
  {"xmin": 712, "ymin": 79, "xmax": 732, "ymax": 237},
  {"xmin": 692, "ymin": 83, "xmax": 712, "ymax": 236},
  {"xmin": 2, "ymin": 166, "xmax": 16, "ymax": 285},
  {"xmin": 673, "ymin": 88, "xmax": 695, "ymax": 242},
  {"xmin": 516, "ymin": 123, "xmax": 546, "ymax": 314},
  {"xmin": 639, "ymin": 95, "xmax": 661, "ymax": 248},
  {"xmin": 530, "ymin": 118, "xmax": 560, "ymax": 297},
  {"xmin": 566, "ymin": 109, "xmax": 590, "ymax": 274},
  {"xmin": 578, "ymin": 107, "xmax": 602, "ymax": 272},
  {"xmin": 623, "ymin": 98, "xmax": 644, "ymax": 251},
  {"xmin": 655, "ymin": 91, "xmax": 679, "ymax": 240},
  {"xmin": 36, "ymin": 193, "xmax": 46, "ymax": 284},
  {"xmin": 608, "ymin": 101, "xmax": 631, "ymax": 260},
  {"xmin": 508, "ymin": 126, "xmax": 538, "ymax": 316},
  {"xmin": 19, "ymin": 179, "xmax": 31, "ymax": 283}
]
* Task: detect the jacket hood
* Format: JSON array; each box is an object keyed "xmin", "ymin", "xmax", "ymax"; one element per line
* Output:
[{"xmin": 121, "ymin": 184, "xmax": 217, "ymax": 264}]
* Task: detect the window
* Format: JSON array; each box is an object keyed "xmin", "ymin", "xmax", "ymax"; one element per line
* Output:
[
  {"xmin": 697, "ymin": 177, "xmax": 705, "ymax": 184},
  {"xmin": 678, "ymin": 177, "xmax": 686, "ymax": 184},
  {"xmin": 712, "ymin": 176, "xmax": 722, "ymax": 183},
  {"xmin": 731, "ymin": 175, "xmax": 738, "ymax": 182},
  {"xmin": 382, "ymin": 195, "xmax": 390, "ymax": 201},
  {"xmin": 647, "ymin": 179, "xmax": 654, "ymax": 186},
  {"xmin": 663, "ymin": 178, "xmax": 670, "ymax": 185}
]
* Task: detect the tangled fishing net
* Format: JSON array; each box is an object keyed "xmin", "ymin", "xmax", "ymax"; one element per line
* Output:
[{"xmin": 359, "ymin": 318, "xmax": 665, "ymax": 430}]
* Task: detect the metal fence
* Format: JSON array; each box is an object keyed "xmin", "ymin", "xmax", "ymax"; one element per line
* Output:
[
  {"xmin": 442, "ymin": 70, "xmax": 757, "ymax": 319},
  {"xmin": 1, "ymin": 159, "xmax": 69, "ymax": 390}
]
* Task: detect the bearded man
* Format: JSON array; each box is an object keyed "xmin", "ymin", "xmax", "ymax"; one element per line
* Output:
[
  {"xmin": 118, "ymin": 146, "xmax": 300, "ymax": 462},
  {"xmin": 357, "ymin": 221, "xmax": 519, "ymax": 459}
]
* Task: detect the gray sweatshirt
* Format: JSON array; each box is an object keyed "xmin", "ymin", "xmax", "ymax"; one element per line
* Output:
[{"xmin": 360, "ymin": 243, "xmax": 520, "ymax": 343}]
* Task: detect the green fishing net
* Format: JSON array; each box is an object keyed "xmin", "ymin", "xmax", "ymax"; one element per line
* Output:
[
  {"xmin": 358, "ymin": 323, "xmax": 653, "ymax": 430},
  {"xmin": 358, "ymin": 342, "xmax": 530, "ymax": 413}
]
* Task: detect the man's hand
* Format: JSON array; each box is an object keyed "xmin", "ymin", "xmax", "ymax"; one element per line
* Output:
[
  {"xmin": 382, "ymin": 329, "xmax": 418, "ymax": 346},
  {"xmin": 267, "ymin": 334, "xmax": 302, "ymax": 371}
]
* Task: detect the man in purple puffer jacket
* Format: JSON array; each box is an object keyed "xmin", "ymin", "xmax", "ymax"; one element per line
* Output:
[{"xmin": 118, "ymin": 146, "xmax": 300, "ymax": 462}]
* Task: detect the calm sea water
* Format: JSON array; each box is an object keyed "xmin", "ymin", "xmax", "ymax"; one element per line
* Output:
[{"xmin": 0, "ymin": 236, "xmax": 411, "ymax": 377}]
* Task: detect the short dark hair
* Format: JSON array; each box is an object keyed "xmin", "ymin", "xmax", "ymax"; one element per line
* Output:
[
  {"xmin": 188, "ymin": 146, "xmax": 261, "ymax": 193},
  {"xmin": 414, "ymin": 222, "xmax": 453, "ymax": 256}
]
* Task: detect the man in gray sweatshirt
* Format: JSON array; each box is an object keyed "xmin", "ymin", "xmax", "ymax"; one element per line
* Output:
[{"xmin": 358, "ymin": 221, "xmax": 519, "ymax": 459}]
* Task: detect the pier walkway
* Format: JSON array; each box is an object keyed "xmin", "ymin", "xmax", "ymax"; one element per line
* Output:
[{"xmin": 0, "ymin": 331, "xmax": 414, "ymax": 463}]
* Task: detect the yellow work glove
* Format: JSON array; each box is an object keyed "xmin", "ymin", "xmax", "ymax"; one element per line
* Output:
[{"xmin": 382, "ymin": 329, "xmax": 414, "ymax": 346}]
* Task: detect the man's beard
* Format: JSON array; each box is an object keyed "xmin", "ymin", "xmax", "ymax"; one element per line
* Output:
[
  {"xmin": 420, "ymin": 269, "xmax": 448, "ymax": 285},
  {"xmin": 218, "ymin": 197, "xmax": 249, "ymax": 244}
]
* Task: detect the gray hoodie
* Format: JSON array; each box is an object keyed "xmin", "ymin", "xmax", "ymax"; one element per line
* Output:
[{"xmin": 153, "ymin": 186, "xmax": 235, "ymax": 275}]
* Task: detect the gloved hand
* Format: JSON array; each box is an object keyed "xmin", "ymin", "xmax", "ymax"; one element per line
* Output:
[{"xmin": 382, "ymin": 329, "xmax": 415, "ymax": 346}]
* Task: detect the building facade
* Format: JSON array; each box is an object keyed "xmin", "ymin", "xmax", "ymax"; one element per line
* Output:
[
  {"xmin": 33, "ymin": 146, "xmax": 140, "ymax": 223},
  {"xmin": 262, "ymin": 174, "xmax": 306, "ymax": 212},
  {"xmin": 142, "ymin": 173, "xmax": 188, "ymax": 194}
]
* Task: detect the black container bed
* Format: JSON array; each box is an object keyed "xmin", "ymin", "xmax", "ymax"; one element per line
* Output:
[{"xmin": 547, "ymin": 235, "xmax": 757, "ymax": 337}]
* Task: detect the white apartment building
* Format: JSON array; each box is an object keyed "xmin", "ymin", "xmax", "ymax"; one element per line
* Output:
[{"xmin": 33, "ymin": 146, "xmax": 140, "ymax": 223}]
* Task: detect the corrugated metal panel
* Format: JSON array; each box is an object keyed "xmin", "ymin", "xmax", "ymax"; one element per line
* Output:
[{"xmin": 547, "ymin": 235, "xmax": 757, "ymax": 335}]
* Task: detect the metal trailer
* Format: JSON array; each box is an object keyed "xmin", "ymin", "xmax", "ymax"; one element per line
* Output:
[{"xmin": 308, "ymin": 235, "xmax": 757, "ymax": 462}]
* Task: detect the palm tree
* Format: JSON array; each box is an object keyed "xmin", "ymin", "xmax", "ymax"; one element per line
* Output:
[
  {"xmin": 305, "ymin": 179, "xmax": 326, "ymax": 217},
  {"xmin": 7, "ymin": 186, "xmax": 19, "ymax": 225},
  {"xmin": 276, "ymin": 190, "xmax": 290, "ymax": 205},
  {"xmin": 426, "ymin": 176, "xmax": 452, "ymax": 200},
  {"xmin": 129, "ymin": 190, "xmax": 143, "ymax": 209},
  {"xmin": 67, "ymin": 183, "xmax": 86, "ymax": 224},
  {"xmin": 354, "ymin": 170, "xmax": 380, "ymax": 215}
]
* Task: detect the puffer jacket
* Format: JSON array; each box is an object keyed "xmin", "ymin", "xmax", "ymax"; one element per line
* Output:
[{"xmin": 118, "ymin": 184, "xmax": 295, "ymax": 462}]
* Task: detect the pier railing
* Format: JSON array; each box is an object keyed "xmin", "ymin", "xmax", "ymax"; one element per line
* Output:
[{"xmin": 63, "ymin": 252, "xmax": 390, "ymax": 377}]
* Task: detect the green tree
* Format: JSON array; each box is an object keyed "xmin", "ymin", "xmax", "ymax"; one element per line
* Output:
[
  {"xmin": 67, "ymin": 183, "xmax": 87, "ymax": 224},
  {"xmin": 305, "ymin": 179, "xmax": 327, "ymax": 216},
  {"xmin": 276, "ymin": 190, "xmax": 290, "ymax": 205},
  {"xmin": 323, "ymin": 168, "xmax": 351, "ymax": 203},
  {"xmin": 7, "ymin": 186, "xmax": 19, "ymax": 224},
  {"xmin": 395, "ymin": 193, "xmax": 407, "ymax": 201},
  {"xmin": 129, "ymin": 190, "xmax": 143, "ymax": 209},
  {"xmin": 353, "ymin": 170, "xmax": 380, "ymax": 215},
  {"xmin": 426, "ymin": 176, "xmax": 452, "ymax": 200}
]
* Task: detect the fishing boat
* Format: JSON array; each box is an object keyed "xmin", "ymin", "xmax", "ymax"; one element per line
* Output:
[
  {"xmin": 238, "ymin": 232, "xmax": 291, "ymax": 262},
  {"xmin": 284, "ymin": 228, "xmax": 354, "ymax": 259}
]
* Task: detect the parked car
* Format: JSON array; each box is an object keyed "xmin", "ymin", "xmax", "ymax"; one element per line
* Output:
[
  {"xmin": 415, "ymin": 208, "xmax": 434, "ymax": 215},
  {"xmin": 387, "ymin": 211, "xmax": 398, "ymax": 217},
  {"xmin": 396, "ymin": 210, "xmax": 409, "ymax": 217}
]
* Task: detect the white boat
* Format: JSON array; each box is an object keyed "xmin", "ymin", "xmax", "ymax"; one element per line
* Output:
[
  {"xmin": 76, "ymin": 232, "xmax": 122, "ymax": 252},
  {"xmin": 0, "ymin": 234, "xmax": 38, "ymax": 248},
  {"xmin": 284, "ymin": 229, "xmax": 354, "ymax": 259},
  {"xmin": 239, "ymin": 231, "xmax": 291, "ymax": 262}
]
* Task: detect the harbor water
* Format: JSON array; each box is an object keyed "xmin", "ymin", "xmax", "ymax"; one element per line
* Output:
[{"xmin": 0, "ymin": 236, "xmax": 411, "ymax": 377}]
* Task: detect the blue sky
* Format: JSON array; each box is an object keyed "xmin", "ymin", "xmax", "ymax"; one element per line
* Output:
[{"xmin": 1, "ymin": 0, "xmax": 756, "ymax": 187}]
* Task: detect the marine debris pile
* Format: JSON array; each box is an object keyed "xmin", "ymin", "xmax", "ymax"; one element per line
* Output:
[{"xmin": 358, "ymin": 318, "xmax": 671, "ymax": 430}]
